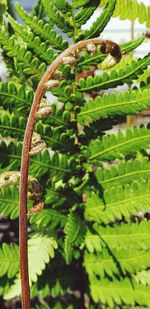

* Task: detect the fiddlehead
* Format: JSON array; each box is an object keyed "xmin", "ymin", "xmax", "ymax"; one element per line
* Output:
[{"xmin": 19, "ymin": 38, "xmax": 121, "ymax": 308}]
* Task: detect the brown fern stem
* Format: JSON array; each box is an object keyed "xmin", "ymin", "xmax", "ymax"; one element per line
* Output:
[{"xmin": 19, "ymin": 38, "xmax": 121, "ymax": 308}]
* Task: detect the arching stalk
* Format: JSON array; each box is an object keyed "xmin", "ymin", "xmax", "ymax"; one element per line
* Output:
[{"xmin": 19, "ymin": 38, "xmax": 121, "ymax": 308}]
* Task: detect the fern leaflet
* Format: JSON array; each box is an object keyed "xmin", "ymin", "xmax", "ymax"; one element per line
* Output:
[{"xmin": 85, "ymin": 180, "xmax": 150, "ymax": 224}]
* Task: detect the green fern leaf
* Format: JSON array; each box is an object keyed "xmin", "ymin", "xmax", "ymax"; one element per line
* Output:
[
  {"xmin": 0, "ymin": 140, "xmax": 75, "ymax": 180},
  {"xmin": 64, "ymin": 212, "xmax": 85, "ymax": 264},
  {"xmin": 32, "ymin": 0, "xmax": 45, "ymax": 19},
  {"xmin": 8, "ymin": 15, "xmax": 56, "ymax": 64},
  {"xmin": 100, "ymin": 0, "xmax": 150, "ymax": 27},
  {"xmin": 90, "ymin": 277, "xmax": 150, "ymax": 306},
  {"xmin": 42, "ymin": 0, "xmax": 73, "ymax": 35},
  {"xmin": 73, "ymin": 0, "xmax": 92, "ymax": 9},
  {"xmin": 75, "ymin": 0, "xmax": 100, "ymax": 28},
  {"xmin": 0, "ymin": 243, "xmax": 19, "ymax": 278},
  {"xmin": 29, "ymin": 209, "xmax": 67, "ymax": 229},
  {"xmin": 75, "ymin": 0, "xmax": 116, "ymax": 41},
  {"xmin": 15, "ymin": 3, "xmax": 68, "ymax": 50},
  {"xmin": 0, "ymin": 82, "xmax": 33, "ymax": 115},
  {"xmin": 84, "ymin": 248, "xmax": 150, "ymax": 278},
  {"xmin": 94, "ymin": 220, "xmax": 150, "ymax": 251},
  {"xmin": 77, "ymin": 53, "xmax": 150, "ymax": 92},
  {"xmin": 87, "ymin": 126, "xmax": 150, "ymax": 161},
  {"xmin": 0, "ymin": 29, "xmax": 46, "ymax": 79},
  {"xmin": 96, "ymin": 157, "xmax": 150, "ymax": 189},
  {"xmin": 4, "ymin": 233, "xmax": 58, "ymax": 300},
  {"xmin": 85, "ymin": 180, "xmax": 150, "ymax": 224},
  {"xmin": 28, "ymin": 233, "xmax": 58, "ymax": 283},
  {"xmin": 134, "ymin": 270, "xmax": 150, "ymax": 285},
  {"xmin": 121, "ymin": 35, "xmax": 145, "ymax": 54},
  {"xmin": 0, "ymin": 112, "xmax": 26, "ymax": 140},
  {"xmin": 0, "ymin": 185, "xmax": 19, "ymax": 219},
  {"xmin": 53, "ymin": 0, "xmax": 71, "ymax": 13},
  {"xmin": 84, "ymin": 231, "xmax": 103, "ymax": 253},
  {"xmin": 43, "ymin": 105, "xmax": 71, "ymax": 128},
  {"xmin": 78, "ymin": 87, "xmax": 150, "ymax": 125}
]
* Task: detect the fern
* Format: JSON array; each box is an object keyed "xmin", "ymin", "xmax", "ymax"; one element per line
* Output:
[
  {"xmin": 1, "ymin": 0, "xmax": 150, "ymax": 307},
  {"xmin": 78, "ymin": 87, "xmax": 150, "ymax": 125},
  {"xmin": 84, "ymin": 249, "xmax": 150, "ymax": 278},
  {"xmin": 42, "ymin": 0, "xmax": 73, "ymax": 35},
  {"xmin": 4, "ymin": 233, "xmax": 58, "ymax": 300},
  {"xmin": 75, "ymin": 0, "xmax": 116, "ymax": 41},
  {"xmin": 135, "ymin": 270, "xmax": 150, "ymax": 285},
  {"xmin": 77, "ymin": 53, "xmax": 150, "ymax": 91},
  {"xmin": 100, "ymin": 0, "xmax": 150, "ymax": 28},
  {"xmin": 0, "ymin": 29, "xmax": 46, "ymax": 80},
  {"xmin": 15, "ymin": 3, "xmax": 68, "ymax": 50},
  {"xmin": 8, "ymin": 15, "xmax": 56, "ymax": 65},
  {"xmin": 0, "ymin": 185, "xmax": 19, "ymax": 219},
  {"xmin": 90, "ymin": 277, "xmax": 150, "ymax": 306},
  {"xmin": 74, "ymin": 0, "xmax": 100, "ymax": 28},
  {"xmin": 85, "ymin": 180, "xmax": 150, "ymax": 224},
  {"xmin": 0, "ymin": 140, "xmax": 75, "ymax": 180},
  {"xmin": 29, "ymin": 209, "xmax": 67, "ymax": 229},
  {"xmin": 86, "ymin": 126, "xmax": 150, "ymax": 161},
  {"xmin": 77, "ymin": 35, "xmax": 145, "ymax": 68},
  {"xmin": 93, "ymin": 220, "xmax": 150, "ymax": 251},
  {"xmin": 0, "ymin": 82, "xmax": 33, "ymax": 114},
  {"xmin": 53, "ymin": 0, "xmax": 71, "ymax": 14},
  {"xmin": 64, "ymin": 212, "xmax": 85, "ymax": 264},
  {"xmin": 0, "ymin": 243, "xmax": 19, "ymax": 279},
  {"xmin": 96, "ymin": 157, "xmax": 150, "ymax": 189}
]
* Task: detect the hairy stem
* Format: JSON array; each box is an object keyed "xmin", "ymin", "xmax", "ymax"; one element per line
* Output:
[{"xmin": 19, "ymin": 38, "xmax": 121, "ymax": 308}]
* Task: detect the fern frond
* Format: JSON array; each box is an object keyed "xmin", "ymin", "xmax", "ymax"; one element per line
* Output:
[
  {"xmin": 84, "ymin": 231, "xmax": 103, "ymax": 253},
  {"xmin": 4, "ymin": 233, "xmax": 58, "ymax": 300},
  {"xmin": 96, "ymin": 157, "xmax": 150, "ymax": 189},
  {"xmin": 90, "ymin": 277, "xmax": 150, "ymax": 306},
  {"xmin": 15, "ymin": 3, "xmax": 68, "ymax": 50},
  {"xmin": 0, "ymin": 30, "xmax": 46, "ymax": 79},
  {"xmin": 42, "ymin": 0, "xmax": 73, "ymax": 35},
  {"xmin": 43, "ymin": 105, "xmax": 71, "ymax": 128},
  {"xmin": 77, "ymin": 87, "xmax": 150, "ymax": 125},
  {"xmin": 75, "ymin": 0, "xmax": 116, "ymax": 41},
  {"xmin": 0, "ymin": 185, "xmax": 19, "ymax": 219},
  {"xmin": 0, "ymin": 111, "xmax": 74, "ymax": 150},
  {"xmin": 87, "ymin": 126, "xmax": 150, "ymax": 161},
  {"xmin": 0, "ymin": 112, "xmax": 26, "ymax": 140},
  {"xmin": 34, "ymin": 121, "xmax": 75, "ymax": 151},
  {"xmin": 64, "ymin": 212, "xmax": 85, "ymax": 264},
  {"xmin": 0, "ymin": 82, "xmax": 33, "ymax": 114},
  {"xmin": 0, "ymin": 140, "xmax": 75, "ymax": 180},
  {"xmin": 32, "ymin": 0, "xmax": 45, "ymax": 19},
  {"xmin": 8, "ymin": 15, "xmax": 56, "ymax": 65},
  {"xmin": 77, "ymin": 53, "xmax": 150, "ymax": 92},
  {"xmin": 134, "ymin": 270, "xmax": 150, "ymax": 285},
  {"xmin": 100, "ymin": 0, "xmax": 150, "ymax": 27},
  {"xmin": 74, "ymin": 0, "xmax": 100, "ymax": 28},
  {"xmin": 121, "ymin": 35, "xmax": 145, "ymax": 55},
  {"xmin": 53, "ymin": 0, "xmax": 71, "ymax": 14},
  {"xmin": 94, "ymin": 220, "xmax": 150, "ymax": 251},
  {"xmin": 77, "ymin": 35, "xmax": 145, "ymax": 69},
  {"xmin": 85, "ymin": 180, "xmax": 150, "ymax": 224},
  {"xmin": 73, "ymin": 0, "xmax": 91, "ymax": 9},
  {"xmin": 29, "ymin": 209, "xmax": 67, "ymax": 229},
  {"xmin": 0, "ymin": 243, "xmax": 19, "ymax": 278},
  {"xmin": 28, "ymin": 233, "xmax": 58, "ymax": 284},
  {"xmin": 84, "ymin": 248, "xmax": 150, "ymax": 278},
  {"xmin": 137, "ymin": 68, "xmax": 150, "ymax": 85}
]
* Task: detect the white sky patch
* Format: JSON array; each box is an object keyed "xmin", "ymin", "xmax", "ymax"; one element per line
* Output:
[{"xmin": 0, "ymin": 55, "xmax": 8, "ymax": 82}]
